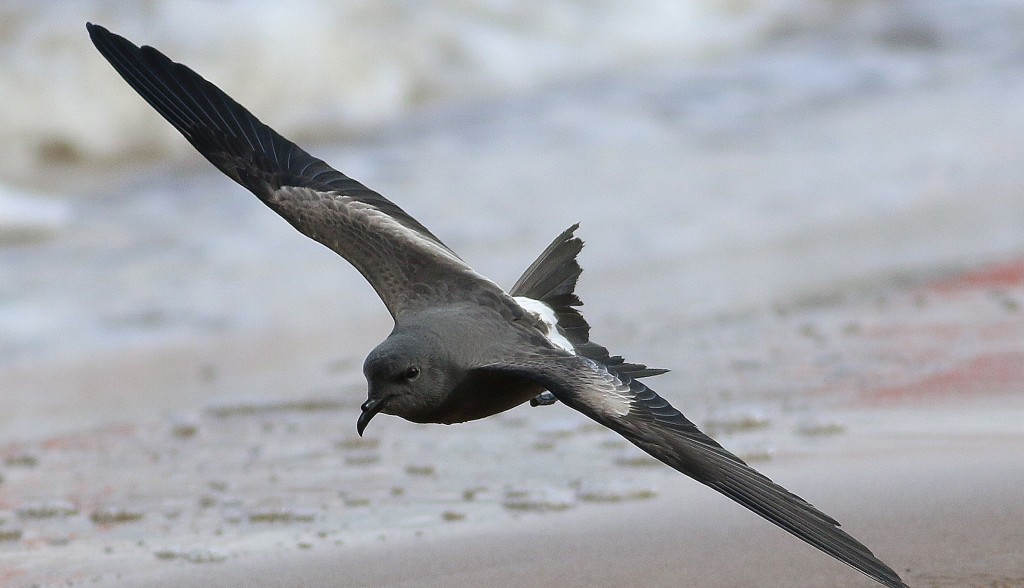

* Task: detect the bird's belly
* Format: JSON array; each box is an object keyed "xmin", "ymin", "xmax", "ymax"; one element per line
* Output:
[{"xmin": 427, "ymin": 370, "xmax": 545, "ymax": 425}]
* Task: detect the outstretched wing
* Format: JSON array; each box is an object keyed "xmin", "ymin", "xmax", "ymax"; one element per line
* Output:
[
  {"xmin": 87, "ymin": 23, "xmax": 504, "ymax": 318},
  {"xmin": 478, "ymin": 355, "xmax": 907, "ymax": 588}
]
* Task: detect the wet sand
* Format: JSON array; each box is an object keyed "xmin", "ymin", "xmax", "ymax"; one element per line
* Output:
[
  {"xmin": 2, "ymin": 261, "xmax": 1022, "ymax": 588},
  {"xmin": 132, "ymin": 423, "xmax": 1024, "ymax": 588}
]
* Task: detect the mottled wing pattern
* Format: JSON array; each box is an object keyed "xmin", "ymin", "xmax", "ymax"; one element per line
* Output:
[
  {"xmin": 87, "ymin": 23, "xmax": 503, "ymax": 317},
  {"xmin": 478, "ymin": 355, "xmax": 907, "ymax": 588}
]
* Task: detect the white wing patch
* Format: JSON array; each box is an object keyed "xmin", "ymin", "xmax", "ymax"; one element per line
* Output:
[{"xmin": 513, "ymin": 296, "xmax": 576, "ymax": 354}]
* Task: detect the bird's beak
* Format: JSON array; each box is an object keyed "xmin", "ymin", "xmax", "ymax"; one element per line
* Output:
[{"xmin": 357, "ymin": 397, "xmax": 386, "ymax": 436}]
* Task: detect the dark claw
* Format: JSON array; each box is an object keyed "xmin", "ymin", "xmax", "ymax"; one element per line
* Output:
[{"xmin": 530, "ymin": 391, "xmax": 558, "ymax": 407}]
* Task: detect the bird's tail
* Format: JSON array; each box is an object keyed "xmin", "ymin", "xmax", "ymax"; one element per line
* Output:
[{"xmin": 511, "ymin": 224, "xmax": 667, "ymax": 379}]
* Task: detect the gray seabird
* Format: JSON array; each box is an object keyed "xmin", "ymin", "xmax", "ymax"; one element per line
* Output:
[{"xmin": 87, "ymin": 23, "xmax": 907, "ymax": 588}]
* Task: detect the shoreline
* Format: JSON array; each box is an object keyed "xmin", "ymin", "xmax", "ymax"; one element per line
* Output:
[
  {"xmin": 3, "ymin": 256, "xmax": 1023, "ymax": 587},
  {"xmin": 5, "ymin": 394, "xmax": 1020, "ymax": 587}
]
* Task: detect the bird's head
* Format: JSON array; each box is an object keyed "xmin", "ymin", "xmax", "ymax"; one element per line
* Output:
[{"xmin": 358, "ymin": 329, "xmax": 452, "ymax": 435}]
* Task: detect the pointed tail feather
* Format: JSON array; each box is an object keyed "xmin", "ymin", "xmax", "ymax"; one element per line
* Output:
[{"xmin": 512, "ymin": 224, "xmax": 667, "ymax": 379}]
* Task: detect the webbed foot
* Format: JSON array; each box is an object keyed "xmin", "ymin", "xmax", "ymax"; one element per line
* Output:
[{"xmin": 530, "ymin": 391, "xmax": 558, "ymax": 407}]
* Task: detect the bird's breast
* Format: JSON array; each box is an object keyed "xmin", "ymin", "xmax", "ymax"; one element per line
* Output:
[{"xmin": 430, "ymin": 368, "xmax": 544, "ymax": 425}]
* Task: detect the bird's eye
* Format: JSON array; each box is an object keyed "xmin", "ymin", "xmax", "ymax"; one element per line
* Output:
[{"xmin": 403, "ymin": 366, "xmax": 420, "ymax": 380}]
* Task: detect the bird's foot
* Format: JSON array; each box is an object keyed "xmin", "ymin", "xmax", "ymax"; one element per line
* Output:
[{"xmin": 530, "ymin": 391, "xmax": 558, "ymax": 407}]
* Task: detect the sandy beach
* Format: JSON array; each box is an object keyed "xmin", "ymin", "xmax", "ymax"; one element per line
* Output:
[
  {"xmin": 3, "ymin": 261, "xmax": 1023, "ymax": 587},
  {"xmin": 134, "ymin": 423, "xmax": 1024, "ymax": 588},
  {"xmin": 3, "ymin": 2, "xmax": 1024, "ymax": 587}
]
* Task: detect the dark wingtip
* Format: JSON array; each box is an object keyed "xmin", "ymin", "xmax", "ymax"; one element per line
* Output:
[{"xmin": 85, "ymin": 21, "xmax": 109, "ymax": 45}]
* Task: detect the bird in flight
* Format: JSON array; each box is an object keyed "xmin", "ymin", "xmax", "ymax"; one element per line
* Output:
[{"xmin": 87, "ymin": 23, "xmax": 907, "ymax": 588}]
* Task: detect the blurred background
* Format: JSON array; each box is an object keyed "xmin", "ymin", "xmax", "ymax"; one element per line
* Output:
[{"xmin": 2, "ymin": 0, "xmax": 1024, "ymax": 438}]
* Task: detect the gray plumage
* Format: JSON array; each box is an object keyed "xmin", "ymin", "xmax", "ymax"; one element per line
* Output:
[{"xmin": 87, "ymin": 23, "xmax": 907, "ymax": 588}]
